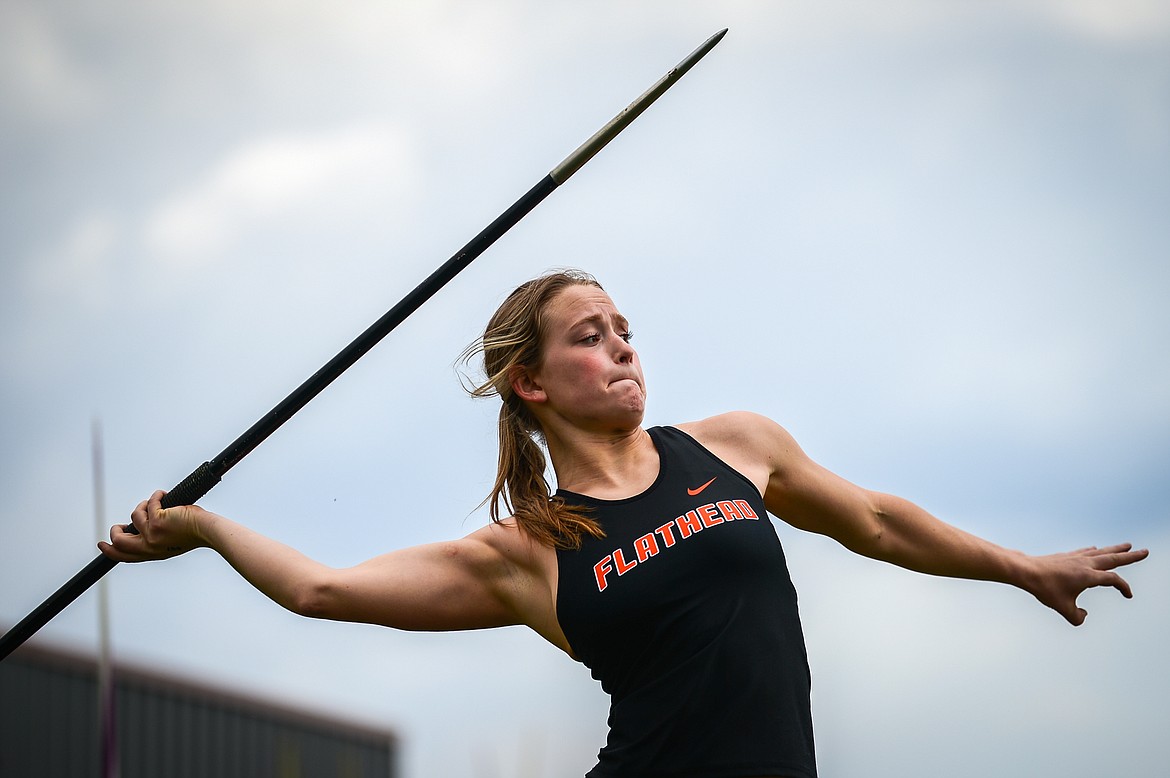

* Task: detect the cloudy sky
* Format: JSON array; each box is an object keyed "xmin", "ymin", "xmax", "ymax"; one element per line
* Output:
[{"xmin": 2, "ymin": 1, "xmax": 1168, "ymax": 776}]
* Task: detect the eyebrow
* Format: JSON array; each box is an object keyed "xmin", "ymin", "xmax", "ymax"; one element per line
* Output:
[{"xmin": 570, "ymin": 312, "xmax": 630, "ymax": 331}]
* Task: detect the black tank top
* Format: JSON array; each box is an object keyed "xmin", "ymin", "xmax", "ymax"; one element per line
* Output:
[{"xmin": 556, "ymin": 426, "xmax": 816, "ymax": 778}]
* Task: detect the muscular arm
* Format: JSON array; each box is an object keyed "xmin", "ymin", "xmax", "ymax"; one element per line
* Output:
[
  {"xmin": 202, "ymin": 517, "xmax": 519, "ymax": 631},
  {"xmin": 100, "ymin": 491, "xmax": 563, "ymax": 639},
  {"xmin": 690, "ymin": 412, "xmax": 1149, "ymax": 625}
]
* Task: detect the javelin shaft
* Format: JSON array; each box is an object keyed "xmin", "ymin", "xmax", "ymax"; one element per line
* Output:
[{"xmin": 0, "ymin": 28, "xmax": 728, "ymax": 662}]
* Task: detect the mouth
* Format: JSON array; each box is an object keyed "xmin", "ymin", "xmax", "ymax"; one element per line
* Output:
[{"xmin": 609, "ymin": 377, "xmax": 644, "ymax": 393}]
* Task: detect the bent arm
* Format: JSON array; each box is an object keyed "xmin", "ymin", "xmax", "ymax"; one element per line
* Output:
[{"xmin": 100, "ymin": 491, "xmax": 529, "ymax": 632}]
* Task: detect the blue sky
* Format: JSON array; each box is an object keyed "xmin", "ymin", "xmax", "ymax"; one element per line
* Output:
[{"xmin": 2, "ymin": 2, "xmax": 1168, "ymax": 776}]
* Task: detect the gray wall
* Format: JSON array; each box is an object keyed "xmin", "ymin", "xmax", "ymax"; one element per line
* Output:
[{"xmin": 1, "ymin": 644, "xmax": 396, "ymax": 778}]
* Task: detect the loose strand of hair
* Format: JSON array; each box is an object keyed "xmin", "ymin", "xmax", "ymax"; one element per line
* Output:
[{"xmin": 489, "ymin": 403, "xmax": 602, "ymax": 550}]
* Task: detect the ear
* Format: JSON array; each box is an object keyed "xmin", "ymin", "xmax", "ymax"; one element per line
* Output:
[{"xmin": 510, "ymin": 364, "xmax": 547, "ymax": 404}]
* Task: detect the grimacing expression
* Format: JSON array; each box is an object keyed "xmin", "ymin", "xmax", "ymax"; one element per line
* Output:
[{"xmin": 522, "ymin": 285, "xmax": 646, "ymax": 431}]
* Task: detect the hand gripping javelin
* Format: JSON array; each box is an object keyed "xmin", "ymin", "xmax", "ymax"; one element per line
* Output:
[{"xmin": 0, "ymin": 29, "xmax": 728, "ymax": 661}]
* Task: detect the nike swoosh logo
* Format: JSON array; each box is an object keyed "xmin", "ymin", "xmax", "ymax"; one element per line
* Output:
[{"xmin": 687, "ymin": 477, "xmax": 717, "ymax": 496}]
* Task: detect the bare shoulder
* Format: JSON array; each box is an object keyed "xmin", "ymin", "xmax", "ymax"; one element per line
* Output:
[
  {"xmin": 464, "ymin": 517, "xmax": 555, "ymax": 577},
  {"xmin": 677, "ymin": 411, "xmax": 797, "ymax": 456},
  {"xmin": 465, "ymin": 517, "xmax": 570, "ymax": 654},
  {"xmin": 464, "ymin": 517, "xmax": 560, "ymax": 610},
  {"xmin": 451, "ymin": 514, "xmax": 552, "ymax": 582},
  {"xmin": 675, "ymin": 411, "xmax": 801, "ymax": 494}
]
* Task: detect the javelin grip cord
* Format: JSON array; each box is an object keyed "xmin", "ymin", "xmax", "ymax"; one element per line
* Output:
[{"xmin": 161, "ymin": 462, "xmax": 222, "ymax": 510}]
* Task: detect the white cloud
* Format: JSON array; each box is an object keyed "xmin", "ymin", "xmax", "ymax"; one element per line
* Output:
[{"xmin": 143, "ymin": 124, "xmax": 417, "ymax": 263}]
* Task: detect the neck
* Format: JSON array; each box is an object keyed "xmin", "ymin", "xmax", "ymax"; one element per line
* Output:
[{"xmin": 544, "ymin": 424, "xmax": 659, "ymax": 500}]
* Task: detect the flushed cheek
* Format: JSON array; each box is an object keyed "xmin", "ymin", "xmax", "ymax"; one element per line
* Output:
[{"xmin": 551, "ymin": 354, "xmax": 610, "ymax": 386}]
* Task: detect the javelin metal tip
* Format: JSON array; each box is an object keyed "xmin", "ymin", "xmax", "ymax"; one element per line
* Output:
[
  {"xmin": 550, "ymin": 28, "xmax": 729, "ymax": 185},
  {"xmin": 671, "ymin": 28, "xmax": 728, "ymax": 78}
]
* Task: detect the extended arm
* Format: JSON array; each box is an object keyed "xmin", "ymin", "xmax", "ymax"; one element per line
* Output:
[
  {"xmin": 696, "ymin": 412, "xmax": 1149, "ymax": 625},
  {"xmin": 99, "ymin": 491, "xmax": 557, "ymax": 635}
]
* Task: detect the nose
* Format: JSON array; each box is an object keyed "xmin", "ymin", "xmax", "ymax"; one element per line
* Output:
[{"xmin": 613, "ymin": 333, "xmax": 636, "ymax": 364}]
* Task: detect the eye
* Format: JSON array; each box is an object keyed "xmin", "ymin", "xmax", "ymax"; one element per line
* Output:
[
  {"xmin": 581, "ymin": 333, "xmax": 601, "ymax": 344},
  {"xmin": 621, "ymin": 331, "xmax": 634, "ymax": 343}
]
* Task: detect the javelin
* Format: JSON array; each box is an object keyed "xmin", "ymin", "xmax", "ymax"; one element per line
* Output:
[{"xmin": 0, "ymin": 28, "xmax": 728, "ymax": 661}]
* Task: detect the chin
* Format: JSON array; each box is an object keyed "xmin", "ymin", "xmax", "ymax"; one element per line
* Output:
[{"xmin": 623, "ymin": 401, "xmax": 647, "ymax": 425}]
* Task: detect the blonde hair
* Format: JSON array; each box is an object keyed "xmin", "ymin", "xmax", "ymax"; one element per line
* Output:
[{"xmin": 460, "ymin": 270, "xmax": 605, "ymax": 549}]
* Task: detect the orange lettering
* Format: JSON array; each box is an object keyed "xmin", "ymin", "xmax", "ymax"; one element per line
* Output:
[
  {"xmin": 734, "ymin": 499, "xmax": 759, "ymax": 519},
  {"xmin": 655, "ymin": 521, "xmax": 679, "ymax": 548},
  {"xmin": 717, "ymin": 500, "xmax": 744, "ymax": 520},
  {"xmin": 697, "ymin": 503, "xmax": 722, "ymax": 528},
  {"xmin": 675, "ymin": 511, "xmax": 703, "ymax": 539},
  {"xmin": 613, "ymin": 548, "xmax": 637, "ymax": 575},
  {"xmin": 593, "ymin": 555, "xmax": 613, "ymax": 592},
  {"xmin": 634, "ymin": 533, "xmax": 660, "ymax": 563}
]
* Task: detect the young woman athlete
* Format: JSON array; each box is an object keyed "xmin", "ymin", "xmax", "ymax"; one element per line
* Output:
[{"xmin": 100, "ymin": 269, "xmax": 1149, "ymax": 778}]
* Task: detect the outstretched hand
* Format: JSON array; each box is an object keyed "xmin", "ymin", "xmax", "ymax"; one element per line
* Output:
[
  {"xmin": 1025, "ymin": 543, "xmax": 1149, "ymax": 626},
  {"xmin": 98, "ymin": 490, "xmax": 208, "ymax": 563}
]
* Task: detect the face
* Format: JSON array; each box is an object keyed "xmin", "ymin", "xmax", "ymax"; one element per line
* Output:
[{"xmin": 516, "ymin": 284, "xmax": 646, "ymax": 432}]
